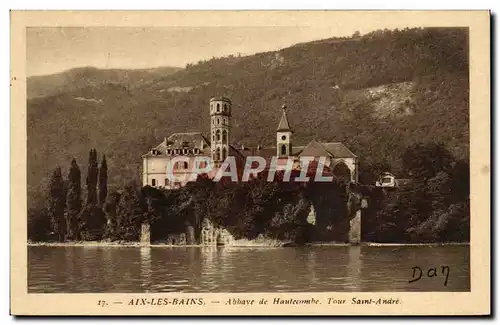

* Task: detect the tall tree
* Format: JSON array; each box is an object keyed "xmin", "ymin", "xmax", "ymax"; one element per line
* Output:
[
  {"xmin": 46, "ymin": 167, "xmax": 66, "ymax": 241},
  {"xmin": 98, "ymin": 155, "xmax": 108, "ymax": 206},
  {"xmin": 86, "ymin": 149, "xmax": 99, "ymax": 205},
  {"xmin": 65, "ymin": 158, "xmax": 82, "ymax": 240},
  {"xmin": 115, "ymin": 184, "xmax": 145, "ymax": 241}
]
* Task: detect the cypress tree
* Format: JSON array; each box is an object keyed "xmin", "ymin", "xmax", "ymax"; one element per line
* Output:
[
  {"xmin": 46, "ymin": 167, "xmax": 66, "ymax": 241},
  {"xmin": 98, "ymin": 155, "xmax": 108, "ymax": 206},
  {"xmin": 86, "ymin": 149, "xmax": 98, "ymax": 205},
  {"xmin": 79, "ymin": 149, "xmax": 106, "ymax": 241},
  {"xmin": 65, "ymin": 158, "xmax": 82, "ymax": 240}
]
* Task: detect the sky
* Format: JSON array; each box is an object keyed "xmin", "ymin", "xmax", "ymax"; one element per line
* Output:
[{"xmin": 27, "ymin": 24, "xmax": 413, "ymax": 77}]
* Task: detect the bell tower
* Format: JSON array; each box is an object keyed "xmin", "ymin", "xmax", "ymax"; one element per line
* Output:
[
  {"xmin": 210, "ymin": 97, "xmax": 231, "ymax": 165},
  {"xmin": 276, "ymin": 104, "xmax": 292, "ymax": 157}
]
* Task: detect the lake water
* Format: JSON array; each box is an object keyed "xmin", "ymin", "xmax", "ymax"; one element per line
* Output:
[{"xmin": 28, "ymin": 245, "xmax": 469, "ymax": 293}]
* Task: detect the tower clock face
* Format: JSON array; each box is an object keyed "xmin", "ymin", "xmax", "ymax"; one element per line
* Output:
[{"xmin": 281, "ymin": 135, "xmax": 287, "ymax": 141}]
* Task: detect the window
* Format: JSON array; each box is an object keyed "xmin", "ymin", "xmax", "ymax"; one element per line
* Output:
[
  {"xmin": 222, "ymin": 147, "xmax": 227, "ymax": 160},
  {"xmin": 382, "ymin": 177, "xmax": 393, "ymax": 184},
  {"xmin": 222, "ymin": 130, "xmax": 227, "ymax": 142},
  {"xmin": 217, "ymin": 103, "xmax": 220, "ymax": 112},
  {"xmin": 183, "ymin": 162, "xmax": 188, "ymax": 169},
  {"xmin": 216, "ymin": 148, "xmax": 221, "ymax": 161},
  {"xmin": 165, "ymin": 178, "xmax": 169, "ymax": 186},
  {"xmin": 217, "ymin": 118, "xmax": 220, "ymax": 125},
  {"xmin": 216, "ymin": 130, "xmax": 221, "ymax": 141},
  {"xmin": 151, "ymin": 178, "xmax": 156, "ymax": 186},
  {"xmin": 281, "ymin": 144, "xmax": 287, "ymax": 156},
  {"xmin": 281, "ymin": 135, "xmax": 287, "ymax": 141}
]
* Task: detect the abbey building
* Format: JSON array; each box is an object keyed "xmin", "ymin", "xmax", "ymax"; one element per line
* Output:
[{"xmin": 142, "ymin": 97, "xmax": 358, "ymax": 188}]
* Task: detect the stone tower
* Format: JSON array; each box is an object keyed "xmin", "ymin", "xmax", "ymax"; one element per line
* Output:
[
  {"xmin": 276, "ymin": 104, "xmax": 292, "ymax": 157},
  {"xmin": 210, "ymin": 97, "xmax": 231, "ymax": 165}
]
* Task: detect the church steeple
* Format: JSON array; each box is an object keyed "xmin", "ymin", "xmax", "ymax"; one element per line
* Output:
[
  {"xmin": 277, "ymin": 104, "xmax": 292, "ymax": 132},
  {"xmin": 276, "ymin": 104, "xmax": 292, "ymax": 157}
]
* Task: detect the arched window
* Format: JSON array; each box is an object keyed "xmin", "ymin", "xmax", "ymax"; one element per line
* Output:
[
  {"xmin": 222, "ymin": 130, "xmax": 227, "ymax": 142},
  {"xmin": 217, "ymin": 103, "xmax": 220, "ymax": 112},
  {"xmin": 217, "ymin": 118, "xmax": 220, "ymax": 125},
  {"xmin": 183, "ymin": 162, "xmax": 188, "ymax": 169},
  {"xmin": 151, "ymin": 178, "xmax": 156, "ymax": 186},
  {"xmin": 216, "ymin": 148, "xmax": 221, "ymax": 161},
  {"xmin": 332, "ymin": 161, "xmax": 352, "ymax": 182},
  {"xmin": 216, "ymin": 130, "xmax": 221, "ymax": 141},
  {"xmin": 222, "ymin": 147, "xmax": 227, "ymax": 160},
  {"xmin": 281, "ymin": 144, "xmax": 287, "ymax": 156}
]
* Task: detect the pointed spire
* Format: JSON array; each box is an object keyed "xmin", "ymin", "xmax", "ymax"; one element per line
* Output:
[{"xmin": 277, "ymin": 104, "xmax": 292, "ymax": 132}]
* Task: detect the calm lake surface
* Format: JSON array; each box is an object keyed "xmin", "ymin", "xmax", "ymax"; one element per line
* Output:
[{"xmin": 28, "ymin": 245, "xmax": 469, "ymax": 293}]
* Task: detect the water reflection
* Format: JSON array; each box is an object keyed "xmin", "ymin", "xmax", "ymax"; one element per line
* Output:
[
  {"xmin": 28, "ymin": 245, "xmax": 470, "ymax": 293},
  {"xmin": 346, "ymin": 246, "xmax": 362, "ymax": 291},
  {"xmin": 140, "ymin": 247, "xmax": 152, "ymax": 292}
]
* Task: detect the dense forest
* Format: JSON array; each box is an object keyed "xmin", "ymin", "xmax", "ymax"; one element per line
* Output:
[{"xmin": 27, "ymin": 27, "xmax": 469, "ymax": 213}]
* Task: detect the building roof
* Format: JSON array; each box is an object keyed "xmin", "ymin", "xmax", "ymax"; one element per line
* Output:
[
  {"xmin": 142, "ymin": 132, "xmax": 210, "ymax": 157},
  {"xmin": 238, "ymin": 146, "xmax": 277, "ymax": 159},
  {"xmin": 297, "ymin": 139, "xmax": 331, "ymax": 157},
  {"xmin": 232, "ymin": 141, "xmax": 356, "ymax": 160},
  {"xmin": 210, "ymin": 97, "xmax": 232, "ymax": 104},
  {"xmin": 321, "ymin": 142, "xmax": 357, "ymax": 158},
  {"xmin": 297, "ymin": 140, "xmax": 357, "ymax": 158},
  {"xmin": 276, "ymin": 107, "xmax": 292, "ymax": 132},
  {"xmin": 166, "ymin": 132, "xmax": 210, "ymax": 149},
  {"xmin": 291, "ymin": 146, "xmax": 306, "ymax": 156}
]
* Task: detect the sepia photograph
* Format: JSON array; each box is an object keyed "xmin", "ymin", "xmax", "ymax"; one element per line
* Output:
[{"xmin": 10, "ymin": 10, "xmax": 490, "ymax": 315}]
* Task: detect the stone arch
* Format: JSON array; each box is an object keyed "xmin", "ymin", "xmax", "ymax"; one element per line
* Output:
[
  {"xmin": 332, "ymin": 160, "xmax": 352, "ymax": 182},
  {"xmin": 216, "ymin": 147, "xmax": 221, "ymax": 161},
  {"xmin": 222, "ymin": 147, "xmax": 227, "ymax": 160},
  {"xmin": 281, "ymin": 144, "xmax": 287, "ymax": 156}
]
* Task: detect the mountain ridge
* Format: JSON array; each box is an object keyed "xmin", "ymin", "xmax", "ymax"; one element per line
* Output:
[{"xmin": 27, "ymin": 66, "xmax": 183, "ymax": 99}]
